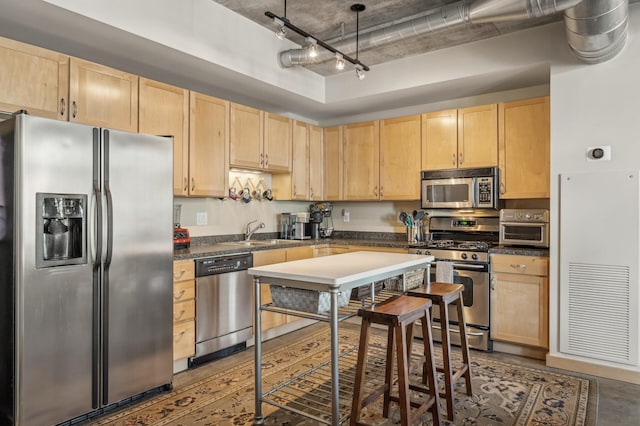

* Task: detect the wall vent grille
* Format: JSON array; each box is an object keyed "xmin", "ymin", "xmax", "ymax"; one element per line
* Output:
[{"xmin": 566, "ymin": 262, "xmax": 631, "ymax": 363}]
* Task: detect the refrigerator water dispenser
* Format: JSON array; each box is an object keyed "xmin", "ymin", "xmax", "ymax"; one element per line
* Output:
[{"xmin": 36, "ymin": 193, "xmax": 87, "ymax": 268}]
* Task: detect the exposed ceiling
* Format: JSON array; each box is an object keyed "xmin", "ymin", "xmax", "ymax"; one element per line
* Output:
[{"xmin": 212, "ymin": 0, "xmax": 563, "ymax": 76}]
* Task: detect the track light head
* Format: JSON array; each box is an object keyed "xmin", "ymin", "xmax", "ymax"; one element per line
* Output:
[
  {"xmin": 306, "ymin": 37, "xmax": 318, "ymax": 58},
  {"xmin": 335, "ymin": 53, "xmax": 345, "ymax": 70},
  {"xmin": 355, "ymin": 65, "xmax": 366, "ymax": 80}
]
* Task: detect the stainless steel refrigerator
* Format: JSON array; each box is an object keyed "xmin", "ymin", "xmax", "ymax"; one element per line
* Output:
[{"xmin": 0, "ymin": 112, "xmax": 174, "ymax": 425}]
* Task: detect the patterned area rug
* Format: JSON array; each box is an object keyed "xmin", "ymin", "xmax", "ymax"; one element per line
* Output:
[{"xmin": 89, "ymin": 324, "xmax": 597, "ymax": 425}]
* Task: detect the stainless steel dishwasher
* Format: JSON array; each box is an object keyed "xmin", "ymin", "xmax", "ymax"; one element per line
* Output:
[{"xmin": 191, "ymin": 253, "xmax": 253, "ymax": 366}]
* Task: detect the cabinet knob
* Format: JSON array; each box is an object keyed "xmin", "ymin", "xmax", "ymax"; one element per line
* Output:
[
  {"xmin": 191, "ymin": 178, "xmax": 196, "ymax": 191},
  {"xmin": 59, "ymin": 98, "xmax": 66, "ymax": 116},
  {"xmin": 500, "ymin": 182, "xmax": 505, "ymax": 195},
  {"xmin": 373, "ymin": 186, "xmax": 378, "ymax": 197},
  {"xmin": 260, "ymin": 153, "xmax": 264, "ymax": 166},
  {"xmin": 490, "ymin": 276, "xmax": 496, "ymax": 290},
  {"xmin": 264, "ymin": 154, "xmax": 269, "ymax": 167},
  {"xmin": 379, "ymin": 186, "xmax": 383, "ymax": 198},
  {"xmin": 459, "ymin": 152, "xmax": 463, "ymax": 165},
  {"xmin": 173, "ymin": 289, "xmax": 186, "ymax": 300},
  {"xmin": 183, "ymin": 177, "xmax": 188, "ymax": 192},
  {"xmin": 452, "ymin": 153, "xmax": 456, "ymax": 166},
  {"xmin": 72, "ymin": 101, "xmax": 78, "ymax": 118}
]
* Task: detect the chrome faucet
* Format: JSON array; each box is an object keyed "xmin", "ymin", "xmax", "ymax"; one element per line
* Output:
[{"xmin": 245, "ymin": 220, "xmax": 265, "ymax": 241}]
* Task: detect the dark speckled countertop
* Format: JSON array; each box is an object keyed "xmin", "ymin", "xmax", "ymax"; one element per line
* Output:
[
  {"xmin": 173, "ymin": 232, "xmax": 549, "ymax": 260},
  {"xmin": 173, "ymin": 231, "xmax": 411, "ymax": 260}
]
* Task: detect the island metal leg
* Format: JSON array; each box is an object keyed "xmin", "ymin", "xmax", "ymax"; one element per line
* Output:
[
  {"xmin": 330, "ymin": 288, "xmax": 340, "ymax": 425},
  {"xmin": 253, "ymin": 276, "xmax": 264, "ymax": 425}
]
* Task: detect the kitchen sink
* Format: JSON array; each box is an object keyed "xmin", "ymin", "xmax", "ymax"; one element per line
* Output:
[{"xmin": 220, "ymin": 239, "xmax": 292, "ymax": 247}]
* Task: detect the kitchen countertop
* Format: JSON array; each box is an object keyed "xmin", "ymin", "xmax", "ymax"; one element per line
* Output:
[{"xmin": 173, "ymin": 236, "xmax": 549, "ymax": 260}]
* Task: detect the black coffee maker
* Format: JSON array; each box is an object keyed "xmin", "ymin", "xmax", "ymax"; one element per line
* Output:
[{"xmin": 309, "ymin": 202, "xmax": 333, "ymax": 238}]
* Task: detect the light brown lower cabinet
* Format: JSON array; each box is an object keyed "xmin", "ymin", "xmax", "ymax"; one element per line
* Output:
[
  {"xmin": 173, "ymin": 259, "xmax": 196, "ymax": 361},
  {"xmin": 490, "ymin": 254, "xmax": 549, "ymax": 349}
]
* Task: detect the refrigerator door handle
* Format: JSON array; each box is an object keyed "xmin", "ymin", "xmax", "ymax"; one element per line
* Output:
[
  {"xmin": 92, "ymin": 128, "xmax": 102, "ymax": 409},
  {"xmin": 104, "ymin": 130, "xmax": 114, "ymax": 268}
]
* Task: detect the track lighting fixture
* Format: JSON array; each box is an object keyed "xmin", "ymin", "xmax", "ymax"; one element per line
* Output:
[
  {"xmin": 273, "ymin": 17, "xmax": 287, "ymax": 40},
  {"xmin": 351, "ymin": 4, "xmax": 367, "ymax": 81},
  {"xmin": 335, "ymin": 53, "xmax": 345, "ymax": 70},
  {"xmin": 306, "ymin": 37, "xmax": 318, "ymax": 58},
  {"xmin": 264, "ymin": 1, "xmax": 369, "ymax": 77}
]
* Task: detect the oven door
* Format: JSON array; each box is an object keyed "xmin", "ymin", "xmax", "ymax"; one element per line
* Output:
[
  {"xmin": 416, "ymin": 261, "xmax": 492, "ymax": 351},
  {"xmin": 421, "ymin": 177, "xmax": 475, "ymax": 209}
]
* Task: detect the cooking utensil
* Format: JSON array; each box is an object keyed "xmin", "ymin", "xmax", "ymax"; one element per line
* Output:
[
  {"xmin": 398, "ymin": 212, "xmax": 408, "ymax": 225},
  {"xmin": 415, "ymin": 210, "xmax": 426, "ymax": 221},
  {"xmin": 412, "ymin": 210, "xmax": 418, "ymax": 219}
]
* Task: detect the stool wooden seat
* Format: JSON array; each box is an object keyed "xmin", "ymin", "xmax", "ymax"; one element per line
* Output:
[
  {"xmin": 408, "ymin": 282, "xmax": 473, "ymax": 421},
  {"xmin": 350, "ymin": 295, "xmax": 442, "ymax": 426}
]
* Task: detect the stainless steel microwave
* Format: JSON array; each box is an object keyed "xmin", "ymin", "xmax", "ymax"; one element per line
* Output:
[
  {"xmin": 499, "ymin": 209, "xmax": 549, "ymax": 248},
  {"xmin": 420, "ymin": 167, "xmax": 499, "ymax": 209}
]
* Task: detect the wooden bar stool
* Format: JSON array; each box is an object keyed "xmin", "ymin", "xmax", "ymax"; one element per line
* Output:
[
  {"xmin": 350, "ymin": 295, "xmax": 442, "ymax": 426},
  {"xmin": 408, "ymin": 282, "xmax": 473, "ymax": 421}
]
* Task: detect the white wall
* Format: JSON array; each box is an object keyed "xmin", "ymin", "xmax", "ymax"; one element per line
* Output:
[{"xmin": 548, "ymin": 3, "xmax": 640, "ymax": 375}]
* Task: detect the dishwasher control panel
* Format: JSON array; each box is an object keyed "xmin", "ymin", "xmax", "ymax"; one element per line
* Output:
[{"xmin": 195, "ymin": 254, "xmax": 253, "ymax": 276}]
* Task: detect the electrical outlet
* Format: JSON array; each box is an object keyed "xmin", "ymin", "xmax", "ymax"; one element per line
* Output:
[
  {"xmin": 196, "ymin": 212, "xmax": 208, "ymax": 225},
  {"xmin": 342, "ymin": 210, "xmax": 350, "ymax": 222}
]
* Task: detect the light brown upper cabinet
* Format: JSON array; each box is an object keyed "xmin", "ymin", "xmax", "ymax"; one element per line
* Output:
[
  {"xmin": 138, "ymin": 78, "xmax": 189, "ymax": 196},
  {"xmin": 323, "ymin": 126, "xmax": 343, "ymax": 201},
  {"xmin": 229, "ymin": 104, "xmax": 291, "ymax": 172},
  {"xmin": 308, "ymin": 124, "xmax": 324, "ymax": 201},
  {"xmin": 188, "ymin": 92, "xmax": 229, "ymax": 197},
  {"xmin": 379, "ymin": 114, "xmax": 421, "ymax": 200},
  {"xmin": 272, "ymin": 121, "xmax": 323, "ymax": 201},
  {"xmin": 291, "ymin": 120, "xmax": 310, "ymax": 200},
  {"xmin": 69, "ymin": 58, "xmax": 138, "ymax": 132},
  {"xmin": 422, "ymin": 104, "xmax": 497, "ymax": 170},
  {"xmin": 498, "ymin": 96, "xmax": 550, "ymax": 199},
  {"xmin": 0, "ymin": 36, "xmax": 69, "ymax": 119},
  {"xmin": 343, "ymin": 121, "xmax": 380, "ymax": 200}
]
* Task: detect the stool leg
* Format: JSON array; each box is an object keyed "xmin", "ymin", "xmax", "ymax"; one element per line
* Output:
[
  {"xmin": 382, "ymin": 325, "xmax": 395, "ymax": 418},
  {"xmin": 421, "ymin": 313, "xmax": 442, "ymax": 426},
  {"xmin": 350, "ymin": 318, "xmax": 372, "ymax": 426},
  {"xmin": 395, "ymin": 323, "xmax": 411, "ymax": 426},
  {"xmin": 440, "ymin": 302, "xmax": 455, "ymax": 421},
  {"xmin": 456, "ymin": 298, "xmax": 473, "ymax": 396}
]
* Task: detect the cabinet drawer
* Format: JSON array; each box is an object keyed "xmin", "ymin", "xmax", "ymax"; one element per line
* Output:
[
  {"xmin": 173, "ymin": 259, "xmax": 195, "ymax": 282},
  {"xmin": 173, "ymin": 299, "xmax": 195, "ymax": 323},
  {"xmin": 173, "ymin": 279, "xmax": 195, "ymax": 302},
  {"xmin": 173, "ymin": 320, "xmax": 195, "ymax": 360},
  {"xmin": 491, "ymin": 254, "xmax": 548, "ymax": 276}
]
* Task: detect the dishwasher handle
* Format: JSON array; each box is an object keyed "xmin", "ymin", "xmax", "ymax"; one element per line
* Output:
[{"xmin": 195, "ymin": 254, "xmax": 253, "ymax": 277}]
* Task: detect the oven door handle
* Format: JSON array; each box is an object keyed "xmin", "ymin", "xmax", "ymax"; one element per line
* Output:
[
  {"xmin": 432, "ymin": 324, "xmax": 485, "ymax": 337},
  {"xmin": 430, "ymin": 262, "xmax": 486, "ymax": 270}
]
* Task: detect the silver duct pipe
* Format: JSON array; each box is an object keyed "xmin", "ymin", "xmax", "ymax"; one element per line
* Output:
[
  {"xmin": 564, "ymin": 0, "xmax": 629, "ymax": 64},
  {"xmin": 279, "ymin": 0, "xmax": 628, "ymax": 68}
]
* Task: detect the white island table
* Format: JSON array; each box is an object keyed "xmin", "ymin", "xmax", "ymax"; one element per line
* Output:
[{"xmin": 249, "ymin": 251, "xmax": 433, "ymax": 425}]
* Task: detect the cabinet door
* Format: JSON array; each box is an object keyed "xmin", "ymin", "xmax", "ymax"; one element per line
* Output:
[
  {"xmin": 421, "ymin": 109, "xmax": 457, "ymax": 170},
  {"xmin": 139, "ymin": 78, "xmax": 189, "ymax": 196},
  {"xmin": 498, "ymin": 96, "xmax": 550, "ymax": 199},
  {"xmin": 457, "ymin": 104, "xmax": 498, "ymax": 169},
  {"xmin": 253, "ymin": 249, "xmax": 288, "ymax": 331},
  {"xmin": 69, "ymin": 58, "xmax": 138, "ymax": 132},
  {"xmin": 230, "ymin": 103, "xmax": 263, "ymax": 169},
  {"xmin": 380, "ymin": 115, "xmax": 421, "ymax": 200},
  {"xmin": 291, "ymin": 120, "xmax": 310, "ymax": 200},
  {"xmin": 189, "ymin": 92, "xmax": 229, "ymax": 197},
  {"xmin": 309, "ymin": 124, "xmax": 324, "ymax": 201},
  {"xmin": 491, "ymin": 272, "xmax": 548, "ymax": 348},
  {"xmin": 0, "ymin": 36, "xmax": 68, "ymax": 120},
  {"xmin": 344, "ymin": 121, "xmax": 380, "ymax": 200},
  {"xmin": 323, "ymin": 126, "xmax": 343, "ymax": 200},
  {"xmin": 264, "ymin": 112, "xmax": 292, "ymax": 172}
]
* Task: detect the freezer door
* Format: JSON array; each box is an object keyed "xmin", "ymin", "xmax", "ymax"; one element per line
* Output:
[
  {"xmin": 102, "ymin": 129, "xmax": 173, "ymax": 404},
  {"xmin": 15, "ymin": 115, "xmax": 96, "ymax": 425}
]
